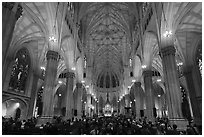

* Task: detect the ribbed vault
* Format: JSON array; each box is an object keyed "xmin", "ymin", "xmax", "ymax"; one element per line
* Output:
[{"xmin": 81, "ymin": 3, "xmax": 135, "ymax": 90}]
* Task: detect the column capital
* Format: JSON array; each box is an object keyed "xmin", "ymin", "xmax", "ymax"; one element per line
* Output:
[
  {"xmin": 161, "ymin": 46, "xmax": 176, "ymax": 57},
  {"xmin": 66, "ymin": 72, "xmax": 75, "ymax": 78},
  {"xmin": 76, "ymin": 83, "xmax": 83, "ymax": 88},
  {"xmin": 143, "ymin": 70, "xmax": 152, "ymax": 77},
  {"xmin": 46, "ymin": 50, "xmax": 59, "ymax": 61},
  {"xmin": 134, "ymin": 82, "xmax": 141, "ymax": 87}
]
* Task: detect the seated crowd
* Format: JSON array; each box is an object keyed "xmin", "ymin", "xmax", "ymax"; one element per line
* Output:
[{"xmin": 2, "ymin": 115, "xmax": 201, "ymax": 135}]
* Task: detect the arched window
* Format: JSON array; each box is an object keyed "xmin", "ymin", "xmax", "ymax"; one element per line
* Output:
[
  {"xmin": 9, "ymin": 48, "xmax": 30, "ymax": 93},
  {"xmin": 196, "ymin": 43, "xmax": 202, "ymax": 76}
]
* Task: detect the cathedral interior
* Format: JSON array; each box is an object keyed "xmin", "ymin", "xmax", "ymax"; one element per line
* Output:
[{"xmin": 2, "ymin": 2, "xmax": 202, "ymax": 135}]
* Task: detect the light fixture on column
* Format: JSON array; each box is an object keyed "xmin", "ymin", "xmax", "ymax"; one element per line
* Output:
[
  {"xmin": 58, "ymin": 80, "xmax": 62, "ymax": 84},
  {"xmin": 128, "ymin": 86, "xmax": 131, "ymax": 89},
  {"xmin": 40, "ymin": 66, "xmax": 45, "ymax": 70},
  {"xmin": 59, "ymin": 94, "xmax": 62, "ymax": 97},
  {"xmin": 132, "ymin": 79, "xmax": 136, "ymax": 83},
  {"xmin": 157, "ymin": 79, "xmax": 161, "ymax": 82},
  {"xmin": 162, "ymin": 2, "xmax": 173, "ymax": 38},
  {"xmin": 86, "ymin": 85, "xmax": 89, "ymax": 88},
  {"xmin": 134, "ymin": 99, "xmax": 136, "ymax": 102},
  {"xmin": 141, "ymin": 65, "xmax": 146, "ymax": 69},
  {"xmin": 81, "ymin": 80, "xmax": 85, "ymax": 83},
  {"xmin": 71, "ymin": 67, "xmax": 76, "ymax": 71},
  {"xmin": 49, "ymin": 3, "xmax": 59, "ymax": 43},
  {"xmin": 15, "ymin": 103, "xmax": 20, "ymax": 108},
  {"xmin": 163, "ymin": 30, "xmax": 172, "ymax": 38},
  {"xmin": 177, "ymin": 62, "xmax": 183, "ymax": 66},
  {"xmin": 158, "ymin": 95, "xmax": 161, "ymax": 97},
  {"xmin": 49, "ymin": 35, "xmax": 57, "ymax": 43}
]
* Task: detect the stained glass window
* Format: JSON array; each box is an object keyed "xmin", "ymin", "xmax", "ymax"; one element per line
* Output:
[{"xmin": 9, "ymin": 48, "xmax": 30, "ymax": 93}]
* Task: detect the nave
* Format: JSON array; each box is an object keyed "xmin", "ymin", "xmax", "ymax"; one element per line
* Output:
[{"xmin": 2, "ymin": 2, "xmax": 202, "ymax": 135}]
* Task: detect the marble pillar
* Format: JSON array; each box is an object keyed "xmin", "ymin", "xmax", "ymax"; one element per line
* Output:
[
  {"xmin": 87, "ymin": 94, "xmax": 91, "ymax": 117},
  {"xmin": 39, "ymin": 50, "xmax": 59, "ymax": 123},
  {"xmin": 143, "ymin": 70, "xmax": 155, "ymax": 121},
  {"xmin": 2, "ymin": 2, "xmax": 22, "ymax": 65},
  {"xmin": 161, "ymin": 46, "xmax": 183, "ymax": 120},
  {"xmin": 183, "ymin": 66, "xmax": 202, "ymax": 125},
  {"xmin": 134, "ymin": 82, "xmax": 144, "ymax": 118},
  {"xmin": 65, "ymin": 72, "xmax": 75, "ymax": 119},
  {"xmin": 75, "ymin": 83, "xmax": 83, "ymax": 118}
]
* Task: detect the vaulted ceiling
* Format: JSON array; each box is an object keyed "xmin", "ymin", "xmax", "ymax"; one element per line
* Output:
[
  {"xmin": 8, "ymin": 2, "xmax": 202, "ymax": 100},
  {"xmin": 80, "ymin": 3, "xmax": 137, "ymax": 85}
]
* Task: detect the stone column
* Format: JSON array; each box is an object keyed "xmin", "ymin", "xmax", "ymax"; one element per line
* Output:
[
  {"xmin": 2, "ymin": 2, "xmax": 22, "ymax": 65},
  {"xmin": 134, "ymin": 82, "xmax": 144, "ymax": 118},
  {"xmin": 183, "ymin": 66, "xmax": 202, "ymax": 125},
  {"xmin": 65, "ymin": 72, "xmax": 75, "ymax": 119},
  {"xmin": 27, "ymin": 73, "xmax": 39, "ymax": 118},
  {"xmin": 161, "ymin": 46, "xmax": 183, "ymax": 121},
  {"xmin": 39, "ymin": 50, "xmax": 59, "ymax": 123},
  {"xmin": 87, "ymin": 94, "xmax": 91, "ymax": 117},
  {"xmin": 75, "ymin": 83, "xmax": 83, "ymax": 119},
  {"xmin": 143, "ymin": 70, "xmax": 155, "ymax": 121}
]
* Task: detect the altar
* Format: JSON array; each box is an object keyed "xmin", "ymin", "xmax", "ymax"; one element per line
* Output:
[{"xmin": 104, "ymin": 103, "xmax": 113, "ymax": 117}]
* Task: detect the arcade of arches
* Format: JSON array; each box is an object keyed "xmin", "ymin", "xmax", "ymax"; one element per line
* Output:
[{"xmin": 2, "ymin": 2, "xmax": 202, "ymax": 129}]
